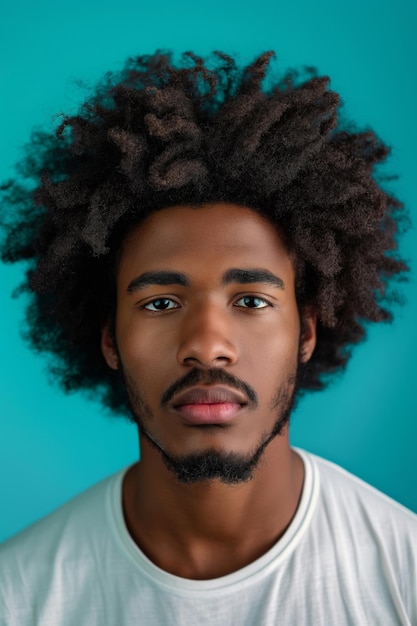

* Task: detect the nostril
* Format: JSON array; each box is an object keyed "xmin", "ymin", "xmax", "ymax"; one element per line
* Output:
[{"xmin": 182, "ymin": 355, "xmax": 232, "ymax": 367}]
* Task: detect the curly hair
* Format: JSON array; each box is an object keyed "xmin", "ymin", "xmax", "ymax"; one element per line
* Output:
[{"xmin": 0, "ymin": 50, "xmax": 408, "ymax": 414}]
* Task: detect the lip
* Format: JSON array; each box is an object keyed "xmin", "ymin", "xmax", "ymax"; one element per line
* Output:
[{"xmin": 170, "ymin": 385, "xmax": 248, "ymax": 425}]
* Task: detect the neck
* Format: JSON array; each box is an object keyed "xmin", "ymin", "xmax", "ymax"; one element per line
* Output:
[{"xmin": 122, "ymin": 431, "xmax": 304, "ymax": 579}]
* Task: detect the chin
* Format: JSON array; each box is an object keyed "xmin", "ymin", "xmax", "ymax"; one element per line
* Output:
[{"xmin": 141, "ymin": 426, "xmax": 277, "ymax": 485}]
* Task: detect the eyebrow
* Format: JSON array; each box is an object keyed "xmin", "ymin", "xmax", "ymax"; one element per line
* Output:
[
  {"xmin": 222, "ymin": 268, "xmax": 285, "ymax": 289},
  {"xmin": 127, "ymin": 271, "xmax": 189, "ymax": 294},
  {"xmin": 126, "ymin": 267, "xmax": 285, "ymax": 294}
]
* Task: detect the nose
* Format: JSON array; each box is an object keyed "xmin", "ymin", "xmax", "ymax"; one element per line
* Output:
[{"xmin": 177, "ymin": 300, "xmax": 238, "ymax": 368}]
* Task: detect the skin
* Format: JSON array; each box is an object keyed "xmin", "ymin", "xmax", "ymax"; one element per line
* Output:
[{"xmin": 101, "ymin": 202, "xmax": 316, "ymax": 579}]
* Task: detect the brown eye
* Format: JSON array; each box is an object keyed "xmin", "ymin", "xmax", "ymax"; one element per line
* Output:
[
  {"xmin": 143, "ymin": 298, "xmax": 179, "ymax": 311},
  {"xmin": 234, "ymin": 296, "xmax": 269, "ymax": 309}
]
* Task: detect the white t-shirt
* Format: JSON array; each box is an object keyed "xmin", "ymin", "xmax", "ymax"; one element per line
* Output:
[{"xmin": 1, "ymin": 449, "xmax": 416, "ymax": 625}]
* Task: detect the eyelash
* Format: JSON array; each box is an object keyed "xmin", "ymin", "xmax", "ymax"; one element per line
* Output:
[
  {"xmin": 234, "ymin": 296, "xmax": 270, "ymax": 309},
  {"xmin": 142, "ymin": 298, "xmax": 180, "ymax": 312},
  {"xmin": 142, "ymin": 295, "xmax": 271, "ymax": 312}
]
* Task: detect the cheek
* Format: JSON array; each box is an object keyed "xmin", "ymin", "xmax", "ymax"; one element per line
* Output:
[
  {"xmin": 241, "ymin": 321, "xmax": 300, "ymax": 385},
  {"xmin": 115, "ymin": 311, "xmax": 179, "ymax": 393},
  {"xmin": 116, "ymin": 313, "xmax": 153, "ymax": 369}
]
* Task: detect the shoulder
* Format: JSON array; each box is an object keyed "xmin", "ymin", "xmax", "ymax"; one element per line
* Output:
[
  {"xmin": 309, "ymin": 450, "xmax": 417, "ymax": 523},
  {"xmin": 299, "ymin": 449, "xmax": 417, "ymax": 566},
  {"xmin": 0, "ymin": 467, "xmax": 127, "ymax": 622},
  {"xmin": 289, "ymin": 450, "xmax": 417, "ymax": 622},
  {"xmin": 1, "ymin": 467, "xmax": 124, "ymax": 553}
]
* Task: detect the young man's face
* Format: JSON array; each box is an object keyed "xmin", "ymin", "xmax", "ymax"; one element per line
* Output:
[{"xmin": 102, "ymin": 203, "xmax": 316, "ymax": 483}]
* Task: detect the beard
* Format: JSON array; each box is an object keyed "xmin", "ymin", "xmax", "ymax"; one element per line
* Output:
[{"xmin": 120, "ymin": 363, "xmax": 301, "ymax": 486}]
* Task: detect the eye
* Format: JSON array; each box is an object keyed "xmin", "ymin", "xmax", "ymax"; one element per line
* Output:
[
  {"xmin": 234, "ymin": 296, "xmax": 270, "ymax": 309},
  {"xmin": 143, "ymin": 298, "xmax": 179, "ymax": 312}
]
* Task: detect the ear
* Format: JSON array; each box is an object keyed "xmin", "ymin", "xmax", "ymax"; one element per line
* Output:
[
  {"xmin": 300, "ymin": 307, "xmax": 317, "ymax": 364},
  {"xmin": 101, "ymin": 320, "xmax": 119, "ymax": 370}
]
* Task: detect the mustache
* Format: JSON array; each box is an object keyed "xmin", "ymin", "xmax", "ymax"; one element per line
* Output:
[{"xmin": 160, "ymin": 368, "xmax": 258, "ymax": 407}]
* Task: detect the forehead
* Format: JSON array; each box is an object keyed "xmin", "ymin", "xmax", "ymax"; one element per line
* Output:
[{"xmin": 118, "ymin": 203, "xmax": 294, "ymax": 279}]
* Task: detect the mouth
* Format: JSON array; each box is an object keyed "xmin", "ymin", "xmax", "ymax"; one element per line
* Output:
[{"xmin": 170, "ymin": 385, "xmax": 248, "ymax": 425}]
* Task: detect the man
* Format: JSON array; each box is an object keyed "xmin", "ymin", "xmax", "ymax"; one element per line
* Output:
[{"xmin": 0, "ymin": 51, "xmax": 416, "ymax": 624}]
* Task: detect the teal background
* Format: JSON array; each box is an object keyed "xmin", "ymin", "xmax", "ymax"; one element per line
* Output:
[{"xmin": 1, "ymin": 0, "xmax": 416, "ymax": 542}]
